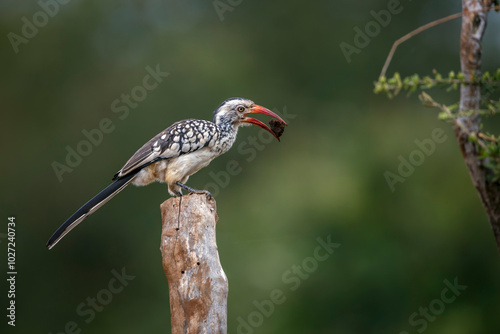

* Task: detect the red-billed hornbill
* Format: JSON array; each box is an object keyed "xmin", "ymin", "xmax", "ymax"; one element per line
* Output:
[{"xmin": 46, "ymin": 98, "xmax": 286, "ymax": 249}]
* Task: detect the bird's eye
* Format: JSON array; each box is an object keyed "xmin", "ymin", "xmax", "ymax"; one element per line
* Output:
[{"xmin": 237, "ymin": 106, "xmax": 245, "ymax": 113}]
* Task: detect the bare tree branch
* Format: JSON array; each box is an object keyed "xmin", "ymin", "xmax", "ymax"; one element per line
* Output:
[
  {"xmin": 379, "ymin": 4, "xmax": 500, "ymax": 79},
  {"xmin": 456, "ymin": 0, "xmax": 500, "ymax": 251}
]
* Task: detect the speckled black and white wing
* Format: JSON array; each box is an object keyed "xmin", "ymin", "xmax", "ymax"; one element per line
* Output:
[{"xmin": 113, "ymin": 119, "xmax": 218, "ymax": 179}]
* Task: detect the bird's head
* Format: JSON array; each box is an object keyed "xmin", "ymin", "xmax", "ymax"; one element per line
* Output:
[{"xmin": 213, "ymin": 97, "xmax": 287, "ymax": 140}]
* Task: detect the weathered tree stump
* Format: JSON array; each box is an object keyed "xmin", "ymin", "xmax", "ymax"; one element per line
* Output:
[{"xmin": 160, "ymin": 193, "xmax": 228, "ymax": 334}]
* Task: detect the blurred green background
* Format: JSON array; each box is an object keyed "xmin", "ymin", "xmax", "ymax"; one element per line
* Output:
[{"xmin": 2, "ymin": 0, "xmax": 500, "ymax": 333}]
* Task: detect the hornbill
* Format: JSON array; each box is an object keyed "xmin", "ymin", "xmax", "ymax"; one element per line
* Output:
[{"xmin": 46, "ymin": 98, "xmax": 287, "ymax": 249}]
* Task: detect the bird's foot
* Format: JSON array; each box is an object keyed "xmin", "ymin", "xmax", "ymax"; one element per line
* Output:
[{"xmin": 176, "ymin": 182, "xmax": 212, "ymax": 200}]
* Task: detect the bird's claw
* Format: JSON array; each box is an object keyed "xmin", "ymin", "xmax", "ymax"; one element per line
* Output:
[
  {"xmin": 189, "ymin": 189, "xmax": 212, "ymax": 200},
  {"xmin": 175, "ymin": 182, "xmax": 212, "ymax": 200}
]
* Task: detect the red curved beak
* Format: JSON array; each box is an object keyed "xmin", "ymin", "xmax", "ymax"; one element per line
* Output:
[{"xmin": 241, "ymin": 105, "xmax": 288, "ymax": 141}]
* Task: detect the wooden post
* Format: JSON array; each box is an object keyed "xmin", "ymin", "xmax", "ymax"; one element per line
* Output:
[{"xmin": 160, "ymin": 193, "xmax": 228, "ymax": 333}]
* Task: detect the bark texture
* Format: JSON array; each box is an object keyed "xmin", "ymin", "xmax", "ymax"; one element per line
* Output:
[
  {"xmin": 456, "ymin": 0, "xmax": 500, "ymax": 251},
  {"xmin": 160, "ymin": 194, "xmax": 228, "ymax": 333}
]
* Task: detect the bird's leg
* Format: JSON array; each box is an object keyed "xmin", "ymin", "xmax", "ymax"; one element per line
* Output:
[{"xmin": 175, "ymin": 181, "xmax": 212, "ymax": 199}]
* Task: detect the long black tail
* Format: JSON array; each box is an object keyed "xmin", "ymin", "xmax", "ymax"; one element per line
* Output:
[{"xmin": 46, "ymin": 172, "xmax": 137, "ymax": 250}]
